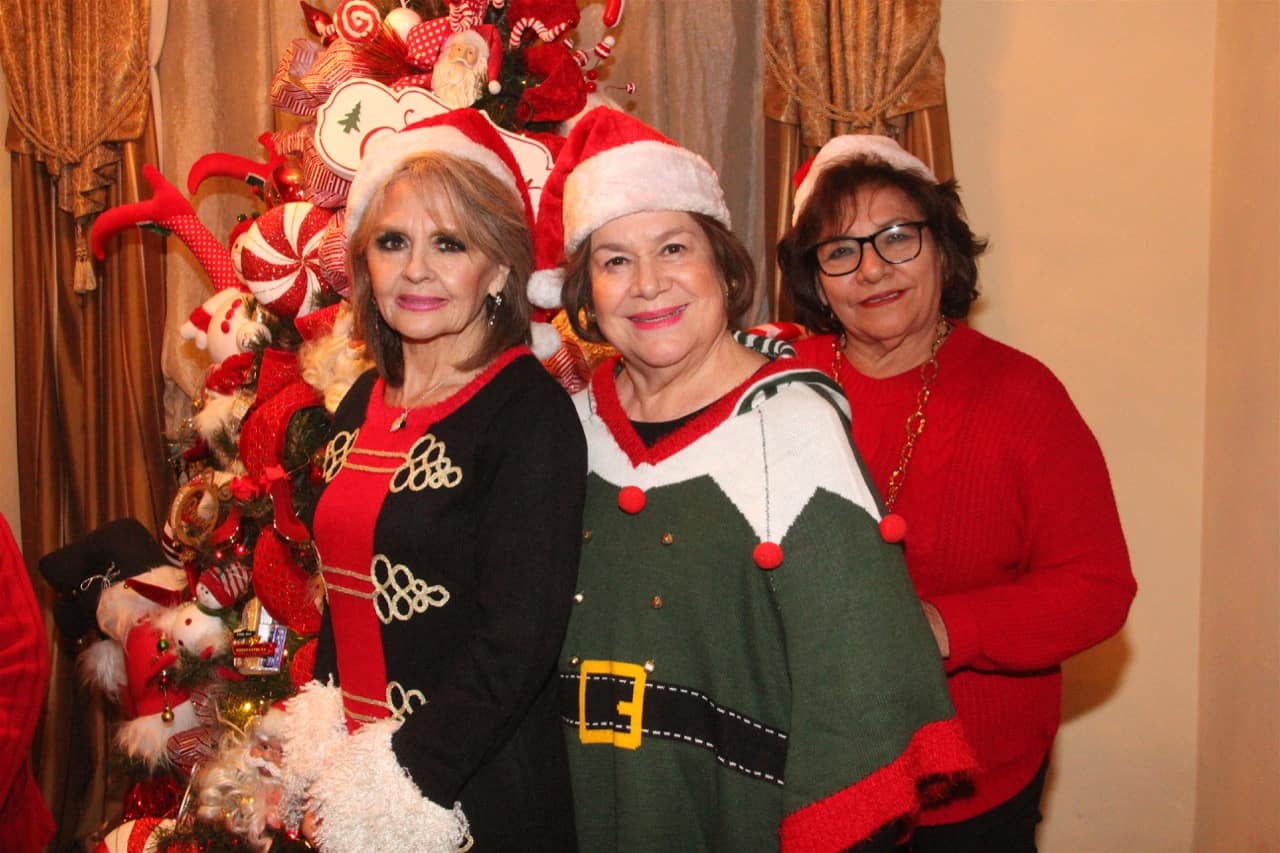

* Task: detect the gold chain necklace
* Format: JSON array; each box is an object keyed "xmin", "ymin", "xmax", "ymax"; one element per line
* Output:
[
  {"xmin": 831, "ymin": 317, "xmax": 953, "ymax": 542},
  {"xmin": 389, "ymin": 373, "xmax": 466, "ymax": 431}
]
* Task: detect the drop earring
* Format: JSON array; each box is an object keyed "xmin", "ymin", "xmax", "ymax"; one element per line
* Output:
[{"xmin": 486, "ymin": 291, "xmax": 504, "ymax": 326}]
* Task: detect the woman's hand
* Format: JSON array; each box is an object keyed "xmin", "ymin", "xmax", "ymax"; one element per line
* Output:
[
  {"xmin": 922, "ymin": 601, "xmax": 950, "ymax": 659},
  {"xmin": 301, "ymin": 805, "xmax": 323, "ymax": 845}
]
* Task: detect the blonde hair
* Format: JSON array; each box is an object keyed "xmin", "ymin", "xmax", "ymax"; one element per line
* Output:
[{"xmin": 348, "ymin": 152, "xmax": 534, "ymax": 380}]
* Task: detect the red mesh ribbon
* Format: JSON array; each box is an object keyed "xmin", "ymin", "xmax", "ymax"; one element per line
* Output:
[
  {"xmin": 121, "ymin": 777, "xmax": 183, "ymax": 821},
  {"xmin": 253, "ymin": 529, "xmax": 321, "ymax": 634}
]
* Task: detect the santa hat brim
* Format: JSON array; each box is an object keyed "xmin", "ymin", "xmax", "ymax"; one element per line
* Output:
[
  {"xmin": 791, "ymin": 134, "xmax": 936, "ymax": 225},
  {"xmin": 563, "ymin": 139, "xmax": 730, "ymax": 254},
  {"xmin": 345, "ymin": 124, "xmax": 525, "ymax": 238}
]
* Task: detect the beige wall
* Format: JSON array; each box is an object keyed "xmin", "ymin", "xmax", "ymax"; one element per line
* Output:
[
  {"xmin": 1196, "ymin": 1, "xmax": 1280, "ymax": 850},
  {"xmin": 942, "ymin": 2, "xmax": 1216, "ymax": 850},
  {"xmin": 0, "ymin": 81, "xmax": 18, "ymax": 531}
]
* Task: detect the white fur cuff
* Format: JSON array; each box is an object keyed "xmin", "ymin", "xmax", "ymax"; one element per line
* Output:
[
  {"xmin": 276, "ymin": 679, "xmax": 349, "ymax": 830},
  {"xmin": 308, "ymin": 717, "xmax": 469, "ymax": 853}
]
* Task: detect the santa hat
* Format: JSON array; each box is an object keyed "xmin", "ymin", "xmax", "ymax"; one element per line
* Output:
[
  {"xmin": 344, "ymin": 108, "xmax": 535, "ymax": 239},
  {"xmin": 528, "ymin": 106, "xmax": 730, "ymax": 311},
  {"xmin": 791, "ymin": 134, "xmax": 937, "ymax": 225}
]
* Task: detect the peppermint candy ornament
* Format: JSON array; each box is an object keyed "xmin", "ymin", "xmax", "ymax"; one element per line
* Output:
[
  {"xmin": 335, "ymin": 0, "xmax": 381, "ymax": 43},
  {"xmin": 233, "ymin": 202, "xmax": 334, "ymax": 319}
]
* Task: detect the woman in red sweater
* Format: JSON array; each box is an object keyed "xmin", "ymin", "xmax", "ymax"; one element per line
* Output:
[{"xmin": 777, "ymin": 135, "xmax": 1136, "ymax": 852}]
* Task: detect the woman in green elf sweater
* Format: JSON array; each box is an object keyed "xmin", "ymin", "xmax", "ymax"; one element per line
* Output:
[{"xmin": 528, "ymin": 106, "xmax": 975, "ymax": 853}]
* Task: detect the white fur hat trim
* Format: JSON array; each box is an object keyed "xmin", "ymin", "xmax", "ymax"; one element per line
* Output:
[
  {"xmin": 563, "ymin": 140, "xmax": 730, "ymax": 254},
  {"xmin": 792, "ymin": 134, "xmax": 937, "ymax": 225},
  {"xmin": 345, "ymin": 126, "xmax": 521, "ymax": 238}
]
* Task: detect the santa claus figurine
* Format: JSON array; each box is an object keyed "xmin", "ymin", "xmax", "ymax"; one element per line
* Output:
[{"xmin": 430, "ymin": 27, "xmax": 504, "ymax": 108}]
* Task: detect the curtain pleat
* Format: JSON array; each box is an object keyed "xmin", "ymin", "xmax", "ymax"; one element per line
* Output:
[
  {"xmin": 14, "ymin": 124, "xmax": 172, "ymax": 850},
  {"xmin": 2, "ymin": 0, "xmax": 173, "ymax": 844}
]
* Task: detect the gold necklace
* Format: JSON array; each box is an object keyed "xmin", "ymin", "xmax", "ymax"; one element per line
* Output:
[
  {"xmin": 831, "ymin": 317, "xmax": 953, "ymax": 542},
  {"xmin": 389, "ymin": 374, "xmax": 462, "ymax": 431}
]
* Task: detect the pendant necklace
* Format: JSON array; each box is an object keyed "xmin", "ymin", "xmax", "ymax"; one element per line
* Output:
[
  {"xmin": 831, "ymin": 317, "xmax": 953, "ymax": 543},
  {"xmin": 389, "ymin": 374, "xmax": 458, "ymax": 432}
]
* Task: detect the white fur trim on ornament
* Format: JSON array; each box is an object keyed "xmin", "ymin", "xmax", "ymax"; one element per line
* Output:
[
  {"xmin": 117, "ymin": 700, "xmax": 199, "ymax": 768},
  {"xmin": 79, "ymin": 638, "xmax": 127, "ymax": 701},
  {"xmin": 94, "ymin": 564, "xmax": 189, "ymax": 643},
  {"xmin": 345, "ymin": 126, "xmax": 521, "ymax": 238},
  {"xmin": 308, "ymin": 716, "xmax": 469, "ymax": 853},
  {"xmin": 530, "ymin": 321, "xmax": 563, "ymax": 360},
  {"xmin": 562, "ymin": 140, "xmax": 730, "ymax": 253},
  {"xmin": 528, "ymin": 267, "xmax": 565, "ymax": 309},
  {"xmin": 791, "ymin": 134, "xmax": 936, "ymax": 225}
]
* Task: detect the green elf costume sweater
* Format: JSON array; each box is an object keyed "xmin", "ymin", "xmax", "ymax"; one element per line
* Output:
[{"xmin": 560, "ymin": 339, "xmax": 974, "ymax": 853}]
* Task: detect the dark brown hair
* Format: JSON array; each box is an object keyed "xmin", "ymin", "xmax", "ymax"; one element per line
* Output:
[
  {"xmin": 348, "ymin": 152, "xmax": 533, "ymax": 381},
  {"xmin": 777, "ymin": 158, "xmax": 988, "ymax": 334},
  {"xmin": 560, "ymin": 212, "xmax": 756, "ymax": 343}
]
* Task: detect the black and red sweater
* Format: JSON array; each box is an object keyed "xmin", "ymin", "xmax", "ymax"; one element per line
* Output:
[{"xmin": 302, "ymin": 348, "xmax": 586, "ymax": 851}]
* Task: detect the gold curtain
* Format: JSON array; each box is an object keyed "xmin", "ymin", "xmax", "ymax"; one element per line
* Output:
[
  {"xmin": 763, "ymin": 0, "xmax": 952, "ymax": 319},
  {"xmin": 1, "ymin": 0, "xmax": 174, "ymax": 845},
  {"xmin": 2, "ymin": 0, "xmax": 152, "ymax": 250}
]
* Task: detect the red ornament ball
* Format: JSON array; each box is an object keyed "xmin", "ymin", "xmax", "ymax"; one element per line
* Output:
[
  {"xmin": 753, "ymin": 541, "xmax": 784, "ymax": 570},
  {"xmin": 617, "ymin": 485, "xmax": 646, "ymax": 514},
  {"xmin": 879, "ymin": 513, "xmax": 908, "ymax": 543}
]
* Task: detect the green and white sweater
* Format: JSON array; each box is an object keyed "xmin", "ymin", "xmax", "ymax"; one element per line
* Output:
[{"xmin": 560, "ymin": 341, "xmax": 973, "ymax": 853}]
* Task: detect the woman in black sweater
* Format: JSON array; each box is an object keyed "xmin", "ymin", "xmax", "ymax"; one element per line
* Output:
[{"xmin": 276, "ymin": 109, "xmax": 585, "ymax": 852}]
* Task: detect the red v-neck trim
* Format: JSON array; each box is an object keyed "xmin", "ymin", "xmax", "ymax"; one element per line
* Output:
[
  {"xmin": 589, "ymin": 355, "xmax": 799, "ymax": 467},
  {"xmin": 368, "ymin": 346, "xmax": 528, "ymax": 432}
]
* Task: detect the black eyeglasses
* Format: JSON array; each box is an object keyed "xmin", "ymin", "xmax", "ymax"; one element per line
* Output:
[{"xmin": 809, "ymin": 221, "xmax": 928, "ymax": 276}]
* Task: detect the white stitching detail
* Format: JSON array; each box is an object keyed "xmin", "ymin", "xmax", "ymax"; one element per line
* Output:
[{"xmin": 560, "ymin": 673, "xmax": 788, "ymax": 784}]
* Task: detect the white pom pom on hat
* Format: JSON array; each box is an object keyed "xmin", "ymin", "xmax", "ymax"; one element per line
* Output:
[
  {"xmin": 343, "ymin": 108, "xmax": 535, "ymax": 239},
  {"xmin": 791, "ymin": 134, "xmax": 937, "ymax": 226},
  {"xmin": 529, "ymin": 106, "xmax": 730, "ymax": 310},
  {"xmin": 529, "ymin": 320, "xmax": 563, "ymax": 360}
]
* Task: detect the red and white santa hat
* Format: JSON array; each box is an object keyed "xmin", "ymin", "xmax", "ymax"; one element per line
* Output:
[
  {"xmin": 343, "ymin": 108, "xmax": 535, "ymax": 239},
  {"xmin": 791, "ymin": 134, "xmax": 937, "ymax": 225},
  {"xmin": 528, "ymin": 106, "xmax": 730, "ymax": 311}
]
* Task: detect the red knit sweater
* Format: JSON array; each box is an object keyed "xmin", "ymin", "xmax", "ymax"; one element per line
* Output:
[
  {"xmin": 793, "ymin": 323, "xmax": 1135, "ymax": 825},
  {"xmin": 0, "ymin": 515, "xmax": 54, "ymax": 852}
]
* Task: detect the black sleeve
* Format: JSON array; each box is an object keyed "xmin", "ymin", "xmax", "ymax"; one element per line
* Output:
[{"xmin": 390, "ymin": 373, "xmax": 587, "ymax": 800}]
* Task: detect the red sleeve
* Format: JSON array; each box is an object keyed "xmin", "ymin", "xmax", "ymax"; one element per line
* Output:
[
  {"xmin": 0, "ymin": 515, "xmax": 51, "ymax": 800},
  {"xmin": 926, "ymin": 373, "xmax": 1136, "ymax": 673}
]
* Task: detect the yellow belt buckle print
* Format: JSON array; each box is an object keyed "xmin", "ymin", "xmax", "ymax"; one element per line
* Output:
[{"xmin": 579, "ymin": 659, "xmax": 647, "ymax": 750}]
